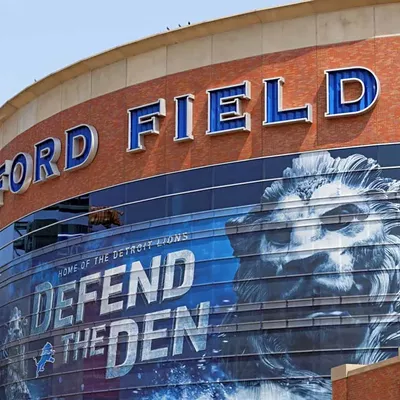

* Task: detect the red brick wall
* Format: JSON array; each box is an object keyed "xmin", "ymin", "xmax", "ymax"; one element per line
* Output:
[
  {"xmin": 333, "ymin": 361, "xmax": 400, "ymax": 400},
  {"xmin": 2, "ymin": 35, "xmax": 400, "ymax": 228}
]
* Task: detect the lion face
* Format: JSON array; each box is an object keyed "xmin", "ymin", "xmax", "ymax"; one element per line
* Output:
[{"xmin": 259, "ymin": 181, "xmax": 385, "ymax": 302}]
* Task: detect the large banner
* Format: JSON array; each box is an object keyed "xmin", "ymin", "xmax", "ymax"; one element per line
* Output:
[{"xmin": 1, "ymin": 145, "xmax": 400, "ymax": 399}]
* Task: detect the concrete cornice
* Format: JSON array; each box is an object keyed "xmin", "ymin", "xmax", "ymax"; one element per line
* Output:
[{"xmin": 1, "ymin": 0, "xmax": 400, "ymax": 126}]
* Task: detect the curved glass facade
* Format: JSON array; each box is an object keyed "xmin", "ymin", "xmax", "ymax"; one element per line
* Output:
[{"xmin": 1, "ymin": 143, "xmax": 400, "ymax": 399}]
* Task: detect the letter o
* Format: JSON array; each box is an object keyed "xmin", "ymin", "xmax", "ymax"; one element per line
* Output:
[{"xmin": 10, "ymin": 153, "xmax": 33, "ymax": 194}]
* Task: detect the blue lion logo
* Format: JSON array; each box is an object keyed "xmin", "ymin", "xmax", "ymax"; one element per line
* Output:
[{"xmin": 34, "ymin": 342, "xmax": 55, "ymax": 378}]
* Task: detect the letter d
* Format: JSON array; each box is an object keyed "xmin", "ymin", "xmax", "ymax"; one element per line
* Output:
[
  {"xmin": 162, "ymin": 250, "xmax": 195, "ymax": 301},
  {"xmin": 64, "ymin": 124, "xmax": 98, "ymax": 172},
  {"xmin": 106, "ymin": 319, "xmax": 138, "ymax": 379},
  {"xmin": 325, "ymin": 67, "xmax": 380, "ymax": 118},
  {"xmin": 30, "ymin": 282, "xmax": 54, "ymax": 335}
]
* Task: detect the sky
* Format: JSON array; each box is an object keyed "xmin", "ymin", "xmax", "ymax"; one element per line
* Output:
[{"xmin": 0, "ymin": 0, "xmax": 298, "ymax": 106}]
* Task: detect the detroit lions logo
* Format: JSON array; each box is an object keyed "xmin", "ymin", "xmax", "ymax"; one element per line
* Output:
[{"xmin": 34, "ymin": 342, "xmax": 55, "ymax": 378}]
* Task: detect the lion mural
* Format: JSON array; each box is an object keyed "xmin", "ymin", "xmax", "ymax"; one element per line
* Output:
[
  {"xmin": 225, "ymin": 151, "xmax": 400, "ymax": 398},
  {"xmin": 2, "ymin": 307, "xmax": 31, "ymax": 399}
]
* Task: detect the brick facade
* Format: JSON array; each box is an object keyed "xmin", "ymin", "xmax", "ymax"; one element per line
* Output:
[
  {"xmin": 332, "ymin": 357, "xmax": 400, "ymax": 400},
  {"xmin": 1, "ymin": 35, "xmax": 400, "ymax": 229}
]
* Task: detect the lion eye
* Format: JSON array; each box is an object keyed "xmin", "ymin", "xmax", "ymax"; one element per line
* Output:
[
  {"xmin": 324, "ymin": 221, "xmax": 351, "ymax": 231},
  {"xmin": 321, "ymin": 204, "xmax": 368, "ymax": 232},
  {"xmin": 265, "ymin": 228, "xmax": 292, "ymax": 245}
]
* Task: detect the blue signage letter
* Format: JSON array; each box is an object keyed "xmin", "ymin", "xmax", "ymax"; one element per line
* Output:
[
  {"xmin": 34, "ymin": 137, "xmax": 61, "ymax": 184},
  {"xmin": 263, "ymin": 77, "xmax": 312, "ymax": 126},
  {"xmin": 9, "ymin": 153, "xmax": 33, "ymax": 194},
  {"xmin": 0, "ymin": 161, "xmax": 11, "ymax": 206},
  {"xmin": 127, "ymin": 99, "xmax": 166, "ymax": 152},
  {"xmin": 174, "ymin": 94, "xmax": 195, "ymax": 142},
  {"xmin": 207, "ymin": 81, "xmax": 251, "ymax": 135},
  {"xmin": 325, "ymin": 67, "xmax": 380, "ymax": 118},
  {"xmin": 64, "ymin": 125, "xmax": 98, "ymax": 172}
]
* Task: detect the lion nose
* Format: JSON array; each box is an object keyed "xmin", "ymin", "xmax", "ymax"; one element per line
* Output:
[{"xmin": 283, "ymin": 252, "xmax": 329, "ymax": 275}]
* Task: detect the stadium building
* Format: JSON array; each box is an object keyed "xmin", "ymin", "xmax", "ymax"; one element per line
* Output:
[
  {"xmin": 1, "ymin": 0, "xmax": 400, "ymax": 398},
  {"xmin": 332, "ymin": 355, "xmax": 400, "ymax": 400}
]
